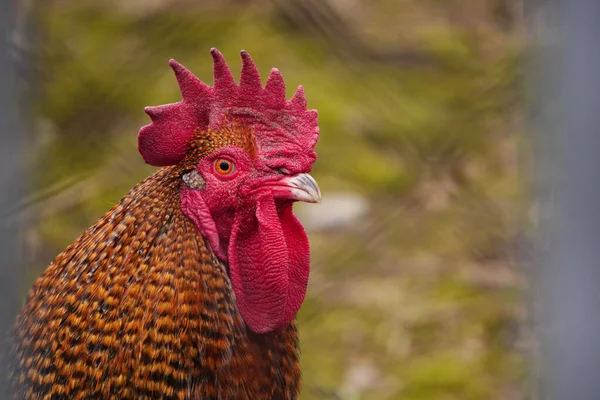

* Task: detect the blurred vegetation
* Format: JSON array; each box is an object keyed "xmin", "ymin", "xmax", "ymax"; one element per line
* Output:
[{"xmin": 21, "ymin": 0, "xmax": 527, "ymax": 398}]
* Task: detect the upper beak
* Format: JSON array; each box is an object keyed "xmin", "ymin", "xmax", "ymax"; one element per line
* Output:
[{"xmin": 277, "ymin": 173, "xmax": 322, "ymax": 204}]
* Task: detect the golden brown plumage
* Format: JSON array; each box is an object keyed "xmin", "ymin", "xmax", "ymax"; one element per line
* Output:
[{"xmin": 11, "ymin": 165, "xmax": 300, "ymax": 399}]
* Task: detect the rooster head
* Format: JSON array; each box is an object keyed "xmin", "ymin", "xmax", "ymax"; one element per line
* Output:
[{"xmin": 138, "ymin": 49, "xmax": 320, "ymax": 333}]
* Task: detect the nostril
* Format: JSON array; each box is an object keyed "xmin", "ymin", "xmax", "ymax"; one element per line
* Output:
[{"xmin": 271, "ymin": 166, "xmax": 291, "ymax": 175}]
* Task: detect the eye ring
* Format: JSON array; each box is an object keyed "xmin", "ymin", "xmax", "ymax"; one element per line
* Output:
[{"xmin": 215, "ymin": 158, "xmax": 235, "ymax": 175}]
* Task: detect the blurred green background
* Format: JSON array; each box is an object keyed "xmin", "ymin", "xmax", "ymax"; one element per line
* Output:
[{"xmin": 20, "ymin": 0, "xmax": 527, "ymax": 398}]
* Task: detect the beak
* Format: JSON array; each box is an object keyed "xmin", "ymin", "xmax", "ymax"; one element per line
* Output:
[{"xmin": 277, "ymin": 173, "xmax": 322, "ymax": 204}]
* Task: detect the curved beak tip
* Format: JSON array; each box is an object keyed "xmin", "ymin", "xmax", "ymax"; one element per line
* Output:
[{"xmin": 285, "ymin": 173, "xmax": 322, "ymax": 204}]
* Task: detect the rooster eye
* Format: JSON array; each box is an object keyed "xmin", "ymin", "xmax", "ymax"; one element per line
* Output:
[{"xmin": 215, "ymin": 159, "xmax": 235, "ymax": 175}]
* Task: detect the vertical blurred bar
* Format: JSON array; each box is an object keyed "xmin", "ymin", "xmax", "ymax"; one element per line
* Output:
[
  {"xmin": 533, "ymin": 0, "xmax": 600, "ymax": 399},
  {"xmin": 0, "ymin": 0, "xmax": 24, "ymax": 396}
]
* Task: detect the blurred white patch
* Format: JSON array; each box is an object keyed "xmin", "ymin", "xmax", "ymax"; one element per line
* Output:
[
  {"xmin": 341, "ymin": 361, "xmax": 379, "ymax": 399},
  {"xmin": 295, "ymin": 192, "xmax": 368, "ymax": 231}
]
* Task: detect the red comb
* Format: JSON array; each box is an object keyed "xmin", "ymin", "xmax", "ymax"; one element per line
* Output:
[{"xmin": 138, "ymin": 48, "xmax": 319, "ymax": 168}]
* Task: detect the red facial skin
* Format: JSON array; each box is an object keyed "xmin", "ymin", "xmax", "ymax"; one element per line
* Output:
[{"xmin": 181, "ymin": 145, "xmax": 311, "ymax": 333}]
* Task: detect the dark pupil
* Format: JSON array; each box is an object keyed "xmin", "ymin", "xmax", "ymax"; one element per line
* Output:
[{"xmin": 219, "ymin": 161, "xmax": 230, "ymax": 171}]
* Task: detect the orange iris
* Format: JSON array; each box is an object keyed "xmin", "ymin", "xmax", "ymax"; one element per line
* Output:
[{"xmin": 215, "ymin": 159, "xmax": 234, "ymax": 175}]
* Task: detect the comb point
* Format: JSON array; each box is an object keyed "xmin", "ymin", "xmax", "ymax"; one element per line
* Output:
[
  {"xmin": 264, "ymin": 68, "xmax": 285, "ymax": 105},
  {"xmin": 169, "ymin": 58, "xmax": 210, "ymax": 100},
  {"xmin": 240, "ymin": 50, "xmax": 262, "ymax": 91},
  {"xmin": 290, "ymin": 85, "xmax": 307, "ymax": 109},
  {"xmin": 144, "ymin": 106, "xmax": 160, "ymax": 121},
  {"xmin": 169, "ymin": 58, "xmax": 183, "ymax": 72},
  {"xmin": 211, "ymin": 48, "xmax": 236, "ymax": 90}
]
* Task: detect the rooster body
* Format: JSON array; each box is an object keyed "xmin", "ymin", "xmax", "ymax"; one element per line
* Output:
[{"xmin": 11, "ymin": 49, "xmax": 320, "ymax": 399}]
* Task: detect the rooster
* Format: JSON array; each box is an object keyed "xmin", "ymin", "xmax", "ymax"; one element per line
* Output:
[{"xmin": 10, "ymin": 48, "xmax": 321, "ymax": 399}]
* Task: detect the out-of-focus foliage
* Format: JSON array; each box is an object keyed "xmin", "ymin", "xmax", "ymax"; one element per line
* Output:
[{"xmin": 22, "ymin": 0, "xmax": 526, "ymax": 398}]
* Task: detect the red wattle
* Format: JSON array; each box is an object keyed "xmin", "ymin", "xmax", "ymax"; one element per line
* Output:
[{"xmin": 228, "ymin": 193, "xmax": 310, "ymax": 333}]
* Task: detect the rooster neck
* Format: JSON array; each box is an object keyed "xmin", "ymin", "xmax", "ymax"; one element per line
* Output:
[{"xmin": 12, "ymin": 167, "xmax": 301, "ymax": 399}]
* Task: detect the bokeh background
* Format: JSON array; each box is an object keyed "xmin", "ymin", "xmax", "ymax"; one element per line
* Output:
[{"xmin": 6, "ymin": 0, "xmax": 527, "ymax": 399}]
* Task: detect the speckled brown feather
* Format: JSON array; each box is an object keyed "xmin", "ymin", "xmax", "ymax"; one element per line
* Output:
[{"xmin": 10, "ymin": 130, "xmax": 301, "ymax": 399}]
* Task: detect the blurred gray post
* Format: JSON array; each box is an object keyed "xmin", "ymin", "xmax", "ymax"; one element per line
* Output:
[
  {"xmin": 0, "ymin": 0, "xmax": 25, "ymax": 396},
  {"xmin": 533, "ymin": 0, "xmax": 600, "ymax": 399}
]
